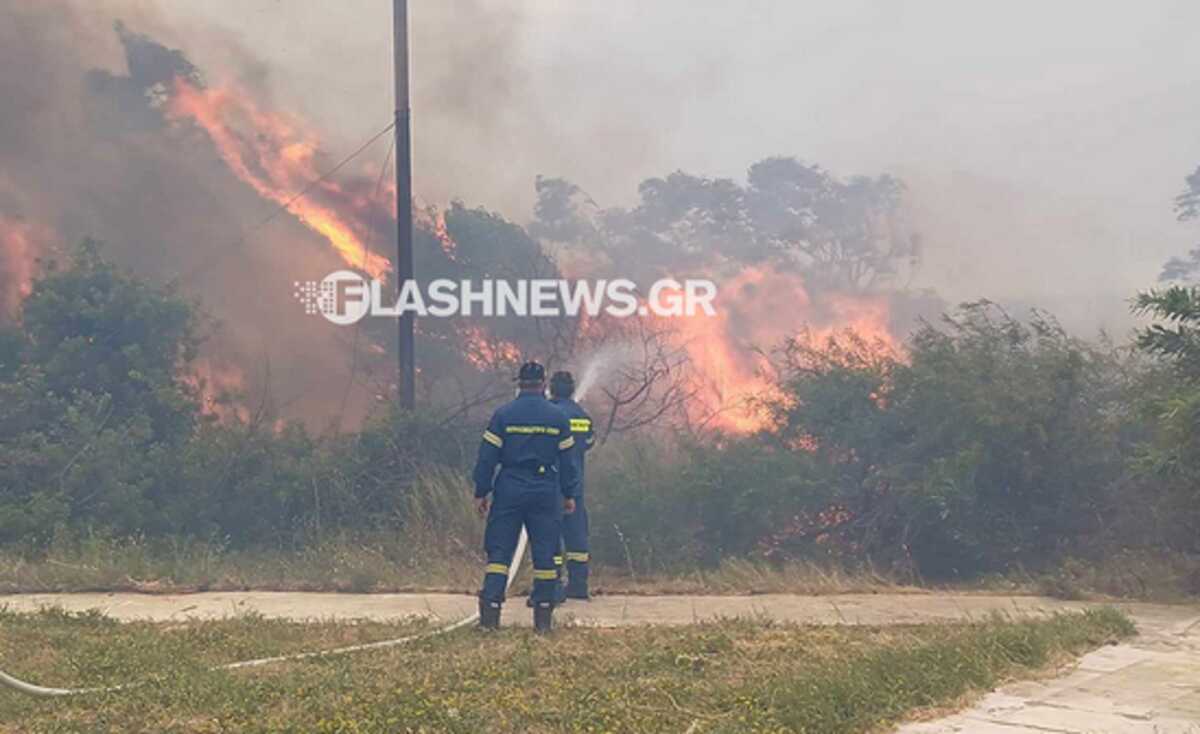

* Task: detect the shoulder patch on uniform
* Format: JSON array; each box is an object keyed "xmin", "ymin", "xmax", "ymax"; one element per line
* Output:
[
  {"xmin": 569, "ymin": 418, "xmax": 592, "ymax": 433},
  {"xmin": 482, "ymin": 430, "xmax": 503, "ymax": 448},
  {"xmin": 558, "ymin": 435, "xmax": 576, "ymax": 451}
]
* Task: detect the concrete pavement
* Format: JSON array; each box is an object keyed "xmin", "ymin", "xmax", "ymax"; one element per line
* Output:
[{"xmin": 897, "ymin": 601, "xmax": 1200, "ymax": 734}]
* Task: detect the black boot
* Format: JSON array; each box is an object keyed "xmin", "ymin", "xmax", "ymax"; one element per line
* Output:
[
  {"xmin": 479, "ymin": 598, "xmax": 501, "ymax": 630},
  {"xmin": 533, "ymin": 601, "xmax": 553, "ymax": 634}
]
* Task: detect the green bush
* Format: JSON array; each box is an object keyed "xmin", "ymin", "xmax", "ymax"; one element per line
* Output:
[
  {"xmin": 767, "ymin": 304, "xmax": 1133, "ymax": 578},
  {"xmin": 4, "ymin": 244, "xmax": 1200, "ymax": 590}
]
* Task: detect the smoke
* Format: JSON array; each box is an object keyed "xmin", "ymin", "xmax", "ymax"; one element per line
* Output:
[
  {"xmin": 7, "ymin": 0, "xmax": 1183, "ymax": 434},
  {"xmin": 0, "ymin": 0, "xmax": 927, "ymax": 436},
  {"xmin": 73, "ymin": 0, "xmax": 1200, "ymax": 344},
  {"xmin": 899, "ymin": 167, "xmax": 1175, "ymax": 336},
  {"xmin": 156, "ymin": 0, "xmax": 682, "ymax": 218},
  {"xmin": 0, "ymin": 0, "xmax": 384, "ymax": 423}
]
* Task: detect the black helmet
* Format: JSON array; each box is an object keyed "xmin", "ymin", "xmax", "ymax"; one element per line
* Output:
[
  {"xmin": 549, "ymin": 370, "xmax": 575, "ymax": 398},
  {"xmin": 517, "ymin": 361, "xmax": 546, "ymax": 385}
]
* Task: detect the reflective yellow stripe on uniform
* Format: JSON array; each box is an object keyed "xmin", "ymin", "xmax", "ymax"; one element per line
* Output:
[
  {"xmin": 482, "ymin": 430, "xmax": 503, "ymax": 448},
  {"xmin": 485, "ymin": 563, "xmax": 509, "ymax": 575},
  {"xmin": 532, "ymin": 569, "xmax": 558, "ymax": 580},
  {"xmin": 565, "ymin": 552, "xmax": 590, "ymax": 563},
  {"xmin": 505, "ymin": 425, "xmax": 561, "ymax": 435},
  {"xmin": 558, "ymin": 435, "xmax": 575, "ymax": 450},
  {"xmin": 569, "ymin": 418, "xmax": 592, "ymax": 432},
  {"xmin": 553, "ymin": 555, "xmax": 564, "ymax": 566}
]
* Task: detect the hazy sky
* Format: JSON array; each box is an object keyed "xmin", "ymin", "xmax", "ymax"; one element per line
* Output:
[{"xmin": 137, "ymin": 1, "xmax": 1200, "ymax": 333}]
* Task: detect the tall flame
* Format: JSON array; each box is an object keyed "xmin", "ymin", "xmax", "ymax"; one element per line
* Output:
[
  {"xmin": 166, "ymin": 79, "xmax": 392, "ymax": 279},
  {"xmin": 668, "ymin": 267, "xmax": 898, "ymax": 433},
  {"xmin": 158, "ymin": 78, "xmax": 899, "ymax": 435}
]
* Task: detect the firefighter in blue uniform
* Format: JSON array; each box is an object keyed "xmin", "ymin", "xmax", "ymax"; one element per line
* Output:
[
  {"xmin": 549, "ymin": 371, "xmax": 596, "ymax": 600},
  {"xmin": 473, "ymin": 361, "xmax": 579, "ymax": 632}
]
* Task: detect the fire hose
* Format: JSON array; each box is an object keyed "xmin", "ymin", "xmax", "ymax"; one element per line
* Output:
[{"xmin": 0, "ymin": 530, "xmax": 529, "ymax": 698}]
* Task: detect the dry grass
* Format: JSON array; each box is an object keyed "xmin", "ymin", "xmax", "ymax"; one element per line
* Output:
[
  {"xmin": 0, "ymin": 606, "xmax": 1134, "ymax": 733},
  {"xmin": 3, "ymin": 469, "xmax": 1194, "ymax": 601},
  {"xmin": 1025, "ymin": 551, "xmax": 1200, "ymax": 602},
  {"xmin": 10, "ymin": 535, "xmax": 1200, "ymax": 602},
  {"xmin": 0, "ymin": 544, "xmax": 916, "ymax": 597},
  {"xmin": 596, "ymin": 557, "xmax": 916, "ymax": 596},
  {"xmin": 0, "ymin": 467, "xmax": 910, "ymax": 597}
]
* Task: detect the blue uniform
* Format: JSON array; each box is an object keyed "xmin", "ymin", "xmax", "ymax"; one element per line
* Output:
[
  {"xmin": 551, "ymin": 397, "xmax": 595, "ymax": 596},
  {"xmin": 474, "ymin": 392, "xmax": 580, "ymax": 605}
]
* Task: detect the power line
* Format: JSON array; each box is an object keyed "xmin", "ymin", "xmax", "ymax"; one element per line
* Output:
[{"xmin": 338, "ymin": 137, "xmax": 396, "ymax": 426}]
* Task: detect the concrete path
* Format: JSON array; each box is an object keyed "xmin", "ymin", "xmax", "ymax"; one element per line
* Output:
[
  {"xmin": 897, "ymin": 601, "xmax": 1200, "ymax": 734},
  {"xmin": 3, "ymin": 592, "xmax": 1198, "ymax": 732}
]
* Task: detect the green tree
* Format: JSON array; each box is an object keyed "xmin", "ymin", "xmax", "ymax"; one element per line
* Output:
[
  {"xmin": 0, "ymin": 241, "xmax": 200, "ymax": 545},
  {"xmin": 1130, "ymin": 286, "xmax": 1200, "ymax": 548},
  {"xmin": 531, "ymin": 157, "xmax": 919, "ymax": 291},
  {"xmin": 19, "ymin": 240, "xmax": 199, "ymax": 439}
]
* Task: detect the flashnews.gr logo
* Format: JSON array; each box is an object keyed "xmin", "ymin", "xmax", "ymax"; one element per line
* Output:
[
  {"xmin": 294, "ymin": 271, "xmax": 372, "ymax": 326},
  {"xmin": 294, "ymin": 272, "xmax": 718, "ymax": 326}
]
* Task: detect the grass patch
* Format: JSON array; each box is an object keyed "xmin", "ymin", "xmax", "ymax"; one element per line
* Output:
[
  {"xmin": 1031, "ymin": 551, "xmax": 1200, "ymax": 602},
  {"xmin": 0, "ymin": 532, "xmax": 483, "ymax": 596},
  {"xmin": 0, "ymin": 606, "xmax": 1133, "ymax": 733},
  {"xmin": 13, "ymin": 532, "xmax": 1200, "ymax": 601},
  {"xmin": 0, "ymin": 535, "xmax": 908, "ymax": 597}
]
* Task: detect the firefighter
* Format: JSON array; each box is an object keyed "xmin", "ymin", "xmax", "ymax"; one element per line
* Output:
[
  {"xmin": 473, "ymin": 361, "xmax": 580, "ymax": 633},
  {"xmin": 548, "ymin": 370, "xmax": 596, "ymax": 600}
]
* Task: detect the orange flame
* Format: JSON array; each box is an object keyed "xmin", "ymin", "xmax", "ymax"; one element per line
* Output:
[
  {"xmin": 0, "ymin": 217, "xmax": 45, "ymax": 320},
  {"xmin": 461, "ymin": 325, "xmax": 521, "ymax": 371},
  {"xmin": 668, "ymin": 267, "xmax": 898, "ymax": 433},
  {"xmin": 416, "ymin": 206, "xmax": 457, "ymax": 260},
  {"xmin": 166, "ymin": 79, "xmax": 392, "ymax": 279}
]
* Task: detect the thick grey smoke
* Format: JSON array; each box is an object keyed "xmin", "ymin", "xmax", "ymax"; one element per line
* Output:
[
  {"xmin": 0, "ymin": 0, "xmax": 383, "ymax": 424},
  {"xmin": 168, "ymin": 0, "xmax": 1200, "ymax": 336},
  {"xmin": 155, "ymin": 0, "xmax": 547, "ymax": 216},
  {"xmin": 6, "ymin": 0, "xmax": 1200, "ymax": 430}
]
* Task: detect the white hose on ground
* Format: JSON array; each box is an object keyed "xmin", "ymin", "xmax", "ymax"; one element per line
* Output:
[{"xmin": 0, "ymin": 529, "xmax": 530, "ymax": 698}]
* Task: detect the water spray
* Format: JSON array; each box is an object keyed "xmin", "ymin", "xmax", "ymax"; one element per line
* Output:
[
  {"xmin": 0, "ymin": 531, "xmax": 530, "ymax": 698},
  {"xmin": 571, "ymin": 343, "xmax": 633, "ymax": 402}
]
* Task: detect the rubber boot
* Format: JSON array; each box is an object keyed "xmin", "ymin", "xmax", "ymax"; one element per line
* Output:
[
  {"xmin": 479, "ymin": 598, "xmax": 501, "ymax": 630},
  {"xmin": 533, "ymin": 601, "xmax": 553, "ymax": 634}
]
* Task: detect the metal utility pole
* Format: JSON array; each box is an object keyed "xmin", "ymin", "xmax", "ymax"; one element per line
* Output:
[{"xmin": 394, "ymin": 0, "xmax": 416, "ymax": 409}]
